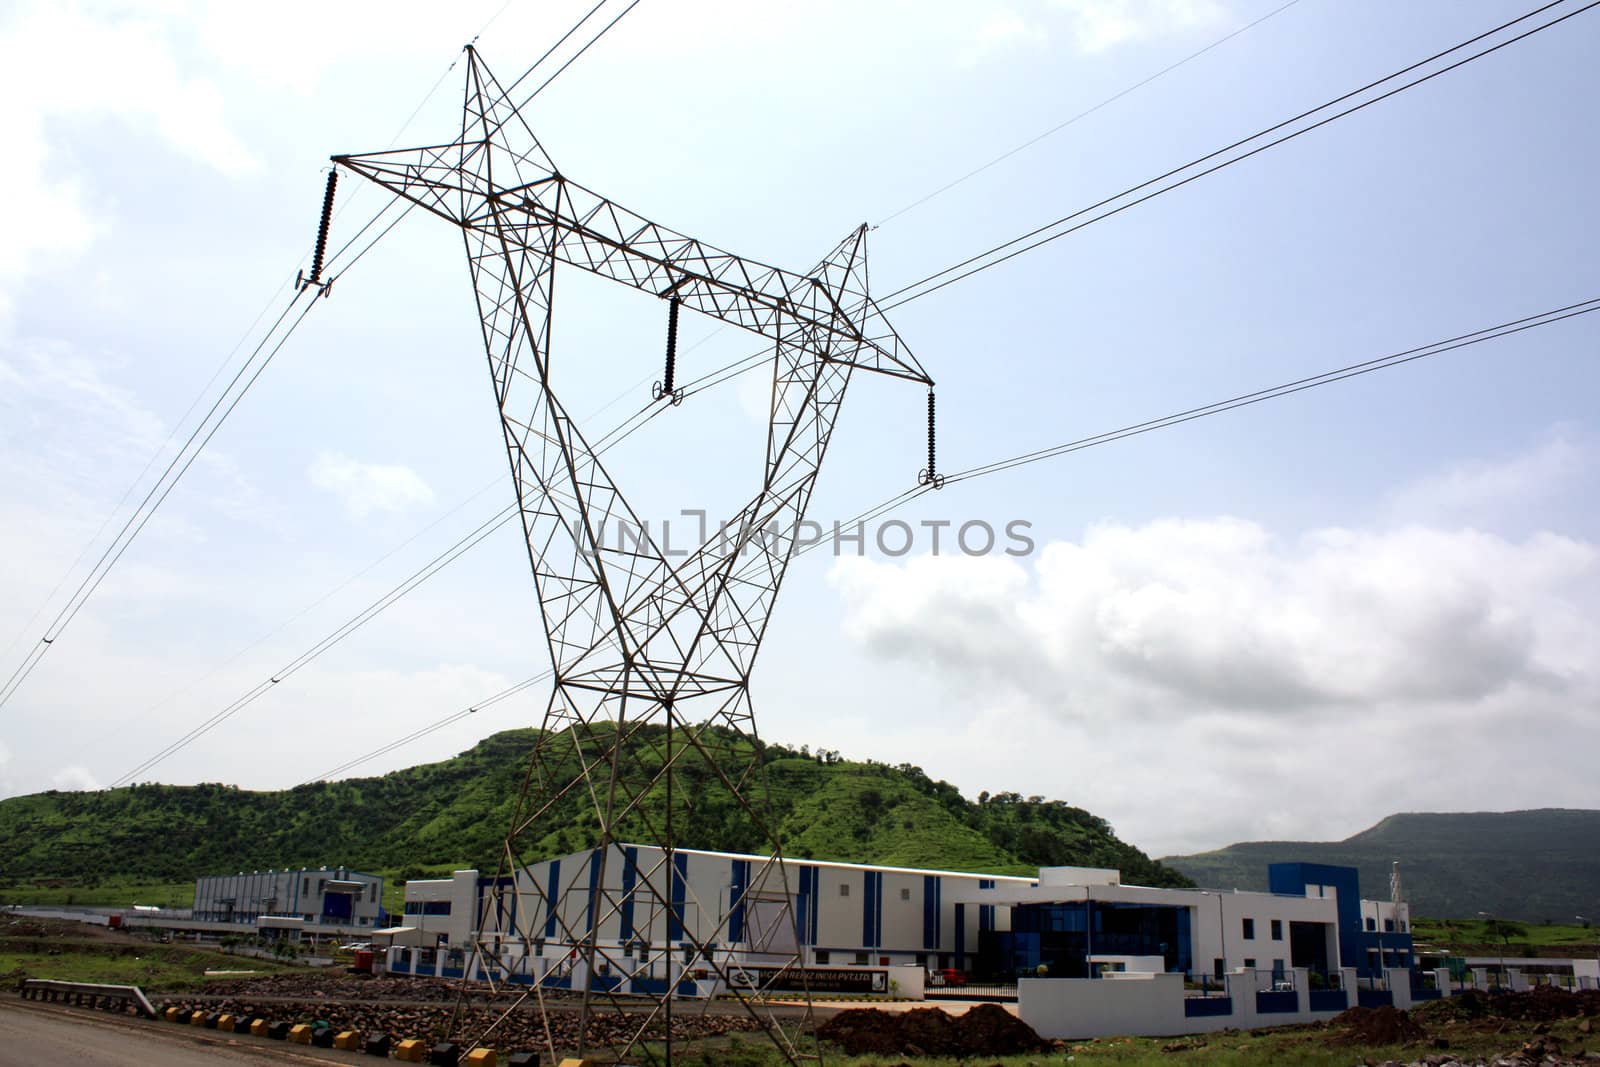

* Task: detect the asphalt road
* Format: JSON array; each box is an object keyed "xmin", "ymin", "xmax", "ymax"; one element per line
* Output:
[{"xmin": 0, "ymin": 1000, "xmax": 359, "ymax": 1065}]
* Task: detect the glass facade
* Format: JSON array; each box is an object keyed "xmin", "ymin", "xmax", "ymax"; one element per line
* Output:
[{"xmin": 978, "ymin": 901, "xmax": 1191, "ymax": 979}]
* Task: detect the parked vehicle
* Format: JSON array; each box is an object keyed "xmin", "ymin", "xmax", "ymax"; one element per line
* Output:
[{"xmin": 927, "ymin": 968, "xmax": 967, "ymax": 987}]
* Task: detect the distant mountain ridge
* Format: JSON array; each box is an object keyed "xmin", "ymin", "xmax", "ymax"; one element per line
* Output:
[
  {"xmin": 0, "ymin": 726, "xmax": 1190, "ymax": 891},
  {"xmin": 1161, "ymin": 809, "xmax": 1600, "ymax": 921}
]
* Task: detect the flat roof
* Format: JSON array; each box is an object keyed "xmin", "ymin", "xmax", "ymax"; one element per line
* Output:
[{"xmin": 548, "ymin": 843, "xmax": 1040, "ymax": 885}]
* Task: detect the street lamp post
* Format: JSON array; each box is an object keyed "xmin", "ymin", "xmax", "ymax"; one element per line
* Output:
[
  {"xmin": 1579, "ymin": 916, "xmax": 1593, "ymax": 990},
  {"xmin": 1478, "ymin": 912, "xmax": 1504, "ymax": 991}
]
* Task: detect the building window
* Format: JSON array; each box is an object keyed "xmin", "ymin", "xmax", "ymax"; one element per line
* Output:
[
  {"xmin": 1242, "ymin": 918, "xmax": 1255, "ymax": 940},
  {"xmin": 1400, "ymin": 920, "xmax": 1408, "ymax": 932},
  {"xmin": 1272, "ymin": 959, "xmax": 1285, "ymax": 977},
  {"xmin": 854, "ymin": 952, "xmax": 869, "ymax": 966},
  {"xmin": 1243, "ymin": 958, "xmax": 1256, "ymax": 969},
  {"xmin": 1365, "ymin": 917, "xmax": 1376, "ymax": 931},
  {"xmin": 900, "ymin": 887, "xmax": 911, "ymax": 901},
  {"xmin": 303, "ymin": 878, "xmax": 310, "ymax": 895},
  {"xmin": 1213, "ymin": 958, "xmax": 1224, "ymax": 979},
  {"xmin": 534, "ymin": 939, "xmax": 545, "ymax": 957},
  {"xmin": 915, "ymin": 953, "xmax": 927, "ymax": 966},
  {"xmin": 839, "ymin": 884, "xmax": 850, "ymax": 898},
  {"xmin": 1270, "ymin": 919, "xmax": 1283, "ymax": 941},
  {"xmin": 815, "ymin": 950, "xmax": 830, "ymax": 965},
  {"xmin": 1383, "ymin": 918, "xmax": 1395, "ymax": 932},
  {"xmin": 402, "ymin": 901, "xmax": 452, "ymax": 916}
]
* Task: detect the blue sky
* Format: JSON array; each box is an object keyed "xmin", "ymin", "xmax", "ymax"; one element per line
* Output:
[{"xmin": 1, "ymin": 0, "xmax": 1596, "ymax": 859}]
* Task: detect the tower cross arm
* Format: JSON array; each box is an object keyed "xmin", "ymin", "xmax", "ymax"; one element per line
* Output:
[{"xmin": 333, "ymin": 149, "xmax": 932, "ymax": 386}]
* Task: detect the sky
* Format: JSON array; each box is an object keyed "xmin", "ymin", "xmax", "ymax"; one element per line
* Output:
[{"xmin": 1, "ymin": 0, "xmax": 1597, "ymax": 861}]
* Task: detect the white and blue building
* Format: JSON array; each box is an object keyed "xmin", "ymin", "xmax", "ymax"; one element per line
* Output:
[
  {"xmin": 192, "ymin": 866, "xmax": 385, "ymax": 936},
  {"xmin": 382, "ymin": 845, "xmax": 1411, "ymax": 994}
]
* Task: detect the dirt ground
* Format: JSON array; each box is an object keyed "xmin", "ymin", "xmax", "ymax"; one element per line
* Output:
[{"xmin": 816, "ymin": 1004, "xmax": 1050, "ymax": 1057}]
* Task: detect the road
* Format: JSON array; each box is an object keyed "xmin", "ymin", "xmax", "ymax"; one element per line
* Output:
[
  {"xmin": 1, "ymin": 989, "xmax": 1019, "ymax": 1064},
  {"xmin": 0, "ymin": 1000, "xmax": 358, "ymax": 1065}
]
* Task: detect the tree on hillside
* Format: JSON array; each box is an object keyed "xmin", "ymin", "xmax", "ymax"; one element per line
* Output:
[{"xmin": 1482, "ymin": 918, "xmax": 1527, "ymax": 948}]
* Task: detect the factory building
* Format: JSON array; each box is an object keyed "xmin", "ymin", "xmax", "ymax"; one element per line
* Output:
[
  {"xmin": 382, "ymin": 845, "xmax": 1409, "ymax": 994},
  {"xmin": 192, "ymin": 866, "xmax": 384, "ymax": 935}
]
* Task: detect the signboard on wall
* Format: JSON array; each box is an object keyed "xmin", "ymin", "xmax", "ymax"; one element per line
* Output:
[{"xmin": 729, "ymin": 966, "xmax": 889, "ymax": 995}]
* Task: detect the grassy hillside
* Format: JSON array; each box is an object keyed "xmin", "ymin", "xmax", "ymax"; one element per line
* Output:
[
  {"xmin": 0, "ymin": 726, "xmax": 1190, "ymax": 897},
  {"xmin": 1162, "ymin": 809, "xmax": 1600, "ymax": 921}
]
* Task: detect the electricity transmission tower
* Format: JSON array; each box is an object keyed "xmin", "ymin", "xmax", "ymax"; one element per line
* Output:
[{"xmin": 336, "ymin": 47, "xmax": 930, "ymax": 1062}]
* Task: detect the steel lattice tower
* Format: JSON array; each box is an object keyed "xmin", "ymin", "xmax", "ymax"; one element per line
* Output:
[{"xmin": 336, "ymin": 47, "xmax": 931, "ymax": 1063}]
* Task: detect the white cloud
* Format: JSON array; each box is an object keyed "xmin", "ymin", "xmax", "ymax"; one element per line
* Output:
[
  {"xmin": 52, "ymin": 765, "xmax": 102, "ymax": 792},
  {"xmin": 832, "ymin": 519, "xmax": 1596, "ymax": 716},
  {"xmin": 310, "ymin": 452, "xmax": 435, "ymax": 518},
  {"xmin": 0, "ymin": 739, "xmax": 15, "ymax": 799},
  {"xmin": 0, "ymin": 345, "xmax": 271, "ymax": 543},
  {"xmin": 0, "ymin": 1, "xmax": 257, "ymax": 317},
  {"xmin": 1051, "ymin": 0, "xmax": 1227, "ymax": 53},
  {"xmin": 735, "ymin": 364, "xmax": 772, "ymax": 424},
  {"xmin": 189, "ymin": 0, "xmax": 466, "ymax": 96},
  {"xmin": 828, "ymin": 511, "xmax": 1600, "ymax": 855},
  {"xmin": 1389, "ymin": 428, "xmax": 1593, "ymax": 526},
  {"xmin": 962, "ymin": 10, "xmax": 1050, "ymax": 66}
]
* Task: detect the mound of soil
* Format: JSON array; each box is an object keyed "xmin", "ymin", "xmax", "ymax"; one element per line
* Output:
[
  {"xmin": 816, "ymin": 1004, "xmax": 1049, "ymax": 1057},
  {"xmin": 1332, "ymin": 1005, "xmax": 1427, "ymax": 1045},
  {"xmin": 1491, "ymin": 986, "xmax": 1600, "ymax": 1022},
  {"xmin": 1414, "ymin": 986, "xmax": 1600, "ymax": 1025}
]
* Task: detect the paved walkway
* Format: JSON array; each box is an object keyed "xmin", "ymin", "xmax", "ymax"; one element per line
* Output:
[{"xmin": 0, "ymin": 1000, "xmax": 358, "ymax": 1065}]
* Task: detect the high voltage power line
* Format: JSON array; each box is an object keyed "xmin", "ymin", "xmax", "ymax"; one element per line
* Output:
[
  {"xmin": 873, "ymin": 0, "xmax": 1307, "ymax": 227},
  {"xmin": 0, "ymin": 0, "xmax": 647, "ymax": 715},
  {"xmin": 0, "ymin": 293, "xmax": 321, "ymax": 712},
  {"xmin": 301, "ymin": 294, "xmax": 1600, "ymax": 785},
  {"xmin": 880, "ymin": 0, "xmax": 1600, "ymax": 309},
  {"xmin": 110, "ymin": 502, "xmax": 519, "ymax": 788},
  {"xmin": 110, "ymin": 342, "xmax": 738, "ymax": 787},
  {"xmin": 67, "ymin": 0, "xmax": 1599, "ymax": 783},
  {"xmin": 0, "ymin": 0, "xmax": 544, "ymax": 678}
]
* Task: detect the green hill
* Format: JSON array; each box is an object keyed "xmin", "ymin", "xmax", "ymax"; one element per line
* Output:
[
  {"xmin": 0, "ymin": 726, "xmax": 1189, "ymax": 894},
  {"xmin": 1162, "ymin": 809, "xmax": 1600, "ymax": 921}
]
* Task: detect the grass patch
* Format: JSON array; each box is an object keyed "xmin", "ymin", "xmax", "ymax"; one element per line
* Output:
[
  {"xmin": 1, "ymin": 878, "xmax": 194, "ymax": 909},
  {"xmin": 0, "ymin": 940, "xmax": 303, "ymax": 991},
  {"xmin": 1412, "ymin": 917, "xmax": 1599, "ymax": 955}
]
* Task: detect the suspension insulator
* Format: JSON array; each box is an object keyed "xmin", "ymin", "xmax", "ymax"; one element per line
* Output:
[
  {"xmin": 663, "ymin": 296, "xmax": 680, "ymax": 397},
  {"xmin": 306, "ymin": 169, "xmax": 339, "ymax": 288},
  {"xmin": 918, "ymin": 388, "xmax": 944, "ymax": 489}
]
